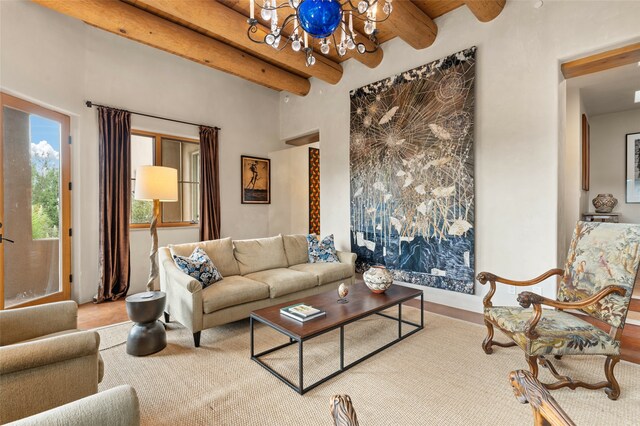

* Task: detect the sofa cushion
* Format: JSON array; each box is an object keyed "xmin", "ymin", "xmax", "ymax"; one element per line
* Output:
[
  {"xmin": 172, "ymin": 247, "xmax": 223, "ymax": 289},
  {"xmin": 245, "ymin": 268, "xmax": 318, "ymax": 298},
  {"xmin": 283, "ymin": 234, "xmax": 309, "ymax": 266},
  {"xmin": 202, "ymin": 275, "xmax": 270, "ymax": 314},
  {"xmin": 289, "ymin": 262, "xmax": 353, "ymax": 285},
  {"xmin": 169, "ymin": 237, "xmax": 240, "ymax": 277},
  {"xmin": 233, "ymin": 236, "xmax": 288, "ymax": 275}
]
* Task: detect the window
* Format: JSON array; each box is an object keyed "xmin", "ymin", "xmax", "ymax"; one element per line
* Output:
[{"xmin": 130, "ymin": 131, "xmax": 200, "ymax": 227}]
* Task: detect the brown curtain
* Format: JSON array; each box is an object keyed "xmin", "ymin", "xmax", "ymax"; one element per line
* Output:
[
  {"xmin": 95, "ymin": 107, "xmax": 131, "ymax": 303},
  {"xmin": 199, "ymin": 126, "xmax": 221, "ymax": 241}
]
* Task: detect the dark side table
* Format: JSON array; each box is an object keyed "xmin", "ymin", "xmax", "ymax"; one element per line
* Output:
[{"xmin": 125, "ymin": 291, "xmax": 167, "ymax": 356}]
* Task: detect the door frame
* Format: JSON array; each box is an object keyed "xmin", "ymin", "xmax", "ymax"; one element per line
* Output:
[{"xmin": 0, "ymin": 92, "xmax": 72, "ymax": 309}]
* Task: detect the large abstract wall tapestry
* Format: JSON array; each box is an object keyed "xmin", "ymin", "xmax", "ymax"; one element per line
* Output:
[
  {"xmin": 309, "ymin": 147, "xmax": 321, "ymax": 234},
  {"xmin": 350, "ymin": 47, "xmax": 476, "ymax": 294}
]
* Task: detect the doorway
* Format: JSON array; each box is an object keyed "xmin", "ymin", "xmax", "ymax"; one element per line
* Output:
[{"xmin": 0, "ymin": 93, "xmax": 72, "ymax": 309}]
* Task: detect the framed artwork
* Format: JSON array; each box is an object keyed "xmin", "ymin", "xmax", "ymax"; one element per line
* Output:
[
  {"xmin": 626, "ymin": 132, "xmax": 640, "ymax": 203},
  {"xmin": 241, "ymin": 155, "xmax": 270, "ymax": 204},
  {"xmin": 350, "ymin": 47, "xmax": 476, "ymax": 294},
  {"xmin": 581, "ymin": 114, "xmax": 590, "ymax": 191}
]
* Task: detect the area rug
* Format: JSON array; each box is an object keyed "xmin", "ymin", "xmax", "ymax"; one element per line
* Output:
[{"xmin": 97, "ymin": 307, "xmax": 640, "ymax": 425}]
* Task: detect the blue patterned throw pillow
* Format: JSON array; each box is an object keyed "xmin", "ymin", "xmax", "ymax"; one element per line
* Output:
[
  {"xmin": 307, "ymin": 234, "xmax": 340, "ymax": 263},
  {"xmin": 173, "ymin": 247, "xmax": 223, "ymax": 289}
]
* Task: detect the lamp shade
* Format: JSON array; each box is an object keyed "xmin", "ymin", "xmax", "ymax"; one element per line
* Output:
[{"xmin": 134, "ymin": 166, "xmax": 178, "ymax": 202}]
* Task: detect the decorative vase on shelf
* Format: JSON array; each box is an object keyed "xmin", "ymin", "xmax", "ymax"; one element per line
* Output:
[
  {"xmin": 592, "ymin": 194, "xmax": 618, "ymax": 213},
  {"xmin": 363, "ymin": 265, "xmax": 393, "ymax": 294}
]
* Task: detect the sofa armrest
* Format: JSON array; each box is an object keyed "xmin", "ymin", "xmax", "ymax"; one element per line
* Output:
[
  {"xmin": 159, "ymin": 247, "xmax": 204, "ymax": 334},
  {"xmin": 160, "ymin": 248, "xmax": 202, "ymax": 294},
  {"xmin": 0, "ymin": 331, "xmax": 100, "ymax": 375},
  {"xmin": 0, "ymin": 301, "xmax": 77, "ymax": 346},
  {"xmin": 8, "ymin": 385, "xmax": 140, "ymax": 426},
  {"xmin": 337, "ymin": 251, "xmax": 356, "ymax": 266},
  {"xmin": 337, "ymin": 251, "xmax": 357, "ymax": 275}
]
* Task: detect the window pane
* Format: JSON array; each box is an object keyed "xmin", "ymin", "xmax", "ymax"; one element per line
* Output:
[
  {"xmin": 131, "ymin": 134, "xmax": 154, "ymax": 224},
  {"xmin": 29, "ymin": 114, "xmax": 61, "ymax": 240},
  {"xmin": 161, "ymin": 137, "xmax": 200, "ymax": 223},
  {"xmin": 182, "ymin": 143, "xmax": 200, "ymax": 183},
  {"xmin": 161, "ymin": 138, "xmax": 181, "ymax": 171}
]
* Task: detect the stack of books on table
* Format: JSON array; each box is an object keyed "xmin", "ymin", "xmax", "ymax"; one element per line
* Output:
[{"xmin": 280, "ymin": 303, "xmax": 326, "ymax": 322}]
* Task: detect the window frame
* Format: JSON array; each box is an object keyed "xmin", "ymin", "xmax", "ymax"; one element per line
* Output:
[{"xmin": 130, "ymin": 129, "xmax": 200, "ymax": 229}]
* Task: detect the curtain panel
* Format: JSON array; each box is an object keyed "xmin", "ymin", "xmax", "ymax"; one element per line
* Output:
[
  {"xmin": 95, "ymin": 107, "xmax": 131, "ymax": 303},
  {"xmin": 199, "ymin": 126, "xmax": 221, "ymax": 241}
]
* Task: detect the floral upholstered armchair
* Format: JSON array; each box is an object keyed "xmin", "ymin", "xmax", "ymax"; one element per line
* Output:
[{"xmin": 478, "ymin": 221, "xmax": 640, "ymax": 400}]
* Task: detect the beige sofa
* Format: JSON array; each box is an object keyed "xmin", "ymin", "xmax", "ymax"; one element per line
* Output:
[{"xmin": 159, "ymin": 235, "xmax": 356, "ymax": 347}]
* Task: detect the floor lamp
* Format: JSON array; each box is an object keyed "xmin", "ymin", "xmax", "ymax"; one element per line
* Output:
[{"xmin": 134, "ymin": 165, "xmax": 178, "ymax": 295}]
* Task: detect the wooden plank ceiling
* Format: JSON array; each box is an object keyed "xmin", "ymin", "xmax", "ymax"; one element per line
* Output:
[{"xmin": 32, "ymin": 0, "xmax": 506, "ymax": 96}]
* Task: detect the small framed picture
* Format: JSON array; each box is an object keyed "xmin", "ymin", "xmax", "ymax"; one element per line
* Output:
[
  {"xmin": 626, "ymin": 132, "xmax": 640, "ymax": 203},
  {"xmin": 241, "ymin": 155, "xmax": 270, "ymax": 204}
]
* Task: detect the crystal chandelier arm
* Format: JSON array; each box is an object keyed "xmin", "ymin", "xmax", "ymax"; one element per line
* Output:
[
  {"xmin": 348, "ymin": 11, "xmax": 391, "ymax": 24},
  {"xmin": 254, "ymin": 1, "xmax": 294, "ymax": 12},
  {"xmin": 246, "ymin": 21, "xmax": 268, "ymax": 44}
]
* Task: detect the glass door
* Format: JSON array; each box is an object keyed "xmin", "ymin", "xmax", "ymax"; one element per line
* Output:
[{"xmin": 0, "ymin": 93, "xmax": 71, "ymax": 309}]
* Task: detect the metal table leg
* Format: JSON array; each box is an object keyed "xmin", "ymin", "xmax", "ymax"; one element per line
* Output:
[
  {"xmin": 340, "ymin": 326, "xmax": 344, "ymax": 370},
  {"xmin": 299, "ymin": 340, "xmax": 304, "ymax": 394}
]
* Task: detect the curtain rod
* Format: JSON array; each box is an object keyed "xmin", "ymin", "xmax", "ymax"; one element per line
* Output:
[{"xmin": 85, "ymin": 101, "xmax": 221, "ymax": 130}]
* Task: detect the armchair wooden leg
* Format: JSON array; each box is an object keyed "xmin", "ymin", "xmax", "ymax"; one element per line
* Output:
[
  {"xmin": 482, "ymin": 320, "xmax": 495, "ymax": 354},
  {"xmin": 604, "ymin": 356, "xmax": 620, "ymax": 401},
  {"xmin": 164, "ymin": 312, "xmax": 170, "ymax": 323},
  {"xmin": 193, "ymin": 332, "xmax": 201, "ymax": 348},
  {"xmin": 527, "ymin": 355, "xmax": 539, "ymax": 378}
]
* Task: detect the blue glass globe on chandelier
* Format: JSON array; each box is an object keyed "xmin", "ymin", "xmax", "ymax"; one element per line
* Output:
[
  {"xmin": 298, "ymin": 0, "xmax": 343, "ymax": 39},
  {"xmin": 246, "ymin": 0, "xmax": 393, "ymax": 67}
]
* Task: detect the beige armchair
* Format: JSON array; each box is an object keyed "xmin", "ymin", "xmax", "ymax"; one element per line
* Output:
[
  {"xmin": 6, "ymin": 385, "xmax": 140, "ymax": 426},
  {"xmin": 0, "ymin": 301, "xmax": 104, "ymax": 424}
]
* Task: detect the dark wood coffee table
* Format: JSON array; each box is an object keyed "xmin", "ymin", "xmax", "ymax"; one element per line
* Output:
[{"xmin": 250, "ymin": 283, "xmax": 424, "ymax": 394}]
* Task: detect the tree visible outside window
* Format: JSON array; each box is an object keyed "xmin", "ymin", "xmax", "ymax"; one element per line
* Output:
[{"xmin": 30, "ymin": 115, "xmax": 61, "ymax": 240}]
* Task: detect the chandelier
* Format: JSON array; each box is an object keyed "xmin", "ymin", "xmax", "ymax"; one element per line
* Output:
[{"xmin": 247, "ymin": 0, "xmax": 392, "ymax": 66}]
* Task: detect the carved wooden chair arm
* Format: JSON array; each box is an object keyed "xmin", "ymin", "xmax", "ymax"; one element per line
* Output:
[
  {"xmin": 518, "ymin": 285, "xmax": 626, "ymax": 311},
  {"xmin": 516, "ymin": 285, "xmax": 626, "ymax": 339},
  {"xmin": 509, "ymin": 370, "xmax": 576, "ymax": 426},
  {"xmin": 330, "ymin": 395, "xmax": 359, "ymax": 426},
  {"xmin": 477, "ymin": 269, "xmax": 563, "ymax": 308}
]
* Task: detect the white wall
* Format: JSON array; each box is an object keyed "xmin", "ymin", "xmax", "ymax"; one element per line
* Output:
[
  {"xmin": 1, "ymin": 1, "xmax": 281, "ymax": 303},
  {"xmin": 559, "ymin": 86, "xmax": 589, "ymax": 264},
  {"xmin": 589, "ymin": 109, "xmax": 640, "ymax": 223},
  {"xmin": 279, "ymin": 1, "xmax": 640, "ymax": 313},
  {"xmin": 268, "ymin": 143, "xmax": 320, "ymax": 236}
]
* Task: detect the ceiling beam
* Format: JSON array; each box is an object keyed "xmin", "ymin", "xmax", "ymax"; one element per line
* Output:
[
  {"xmin": 32, "ymin": 0, "xmax": 311, "ymax": 96},
  {"xmin": 383, "ymin": 1, "xmax": 438, "ymax": 50},
  {"xmin": 462, "ymin": 0, "xmax": 506, "ymax": 22},
  {"xmin": 216, "ymin": 0, "xmax": 383, "ymax": 68},
  {"xmin": 128, "ymin": 0, "xmax": 343, "ymax": 84},
  {"xmin": 412, "ymin": 0, "xmax": 465, "ymax": 19},
  {"xmin": 561, "ymin": 42, "xmax": 640, "ymax": 79}
]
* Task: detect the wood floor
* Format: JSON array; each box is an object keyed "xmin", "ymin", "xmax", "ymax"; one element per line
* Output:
[
  {"xmin": 79, "ymin": 295, "xmax": 640, "ymax": 364},
  {"xmin": 78, "ymin": 299, "xmax": 128, "ymax": 329}
]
